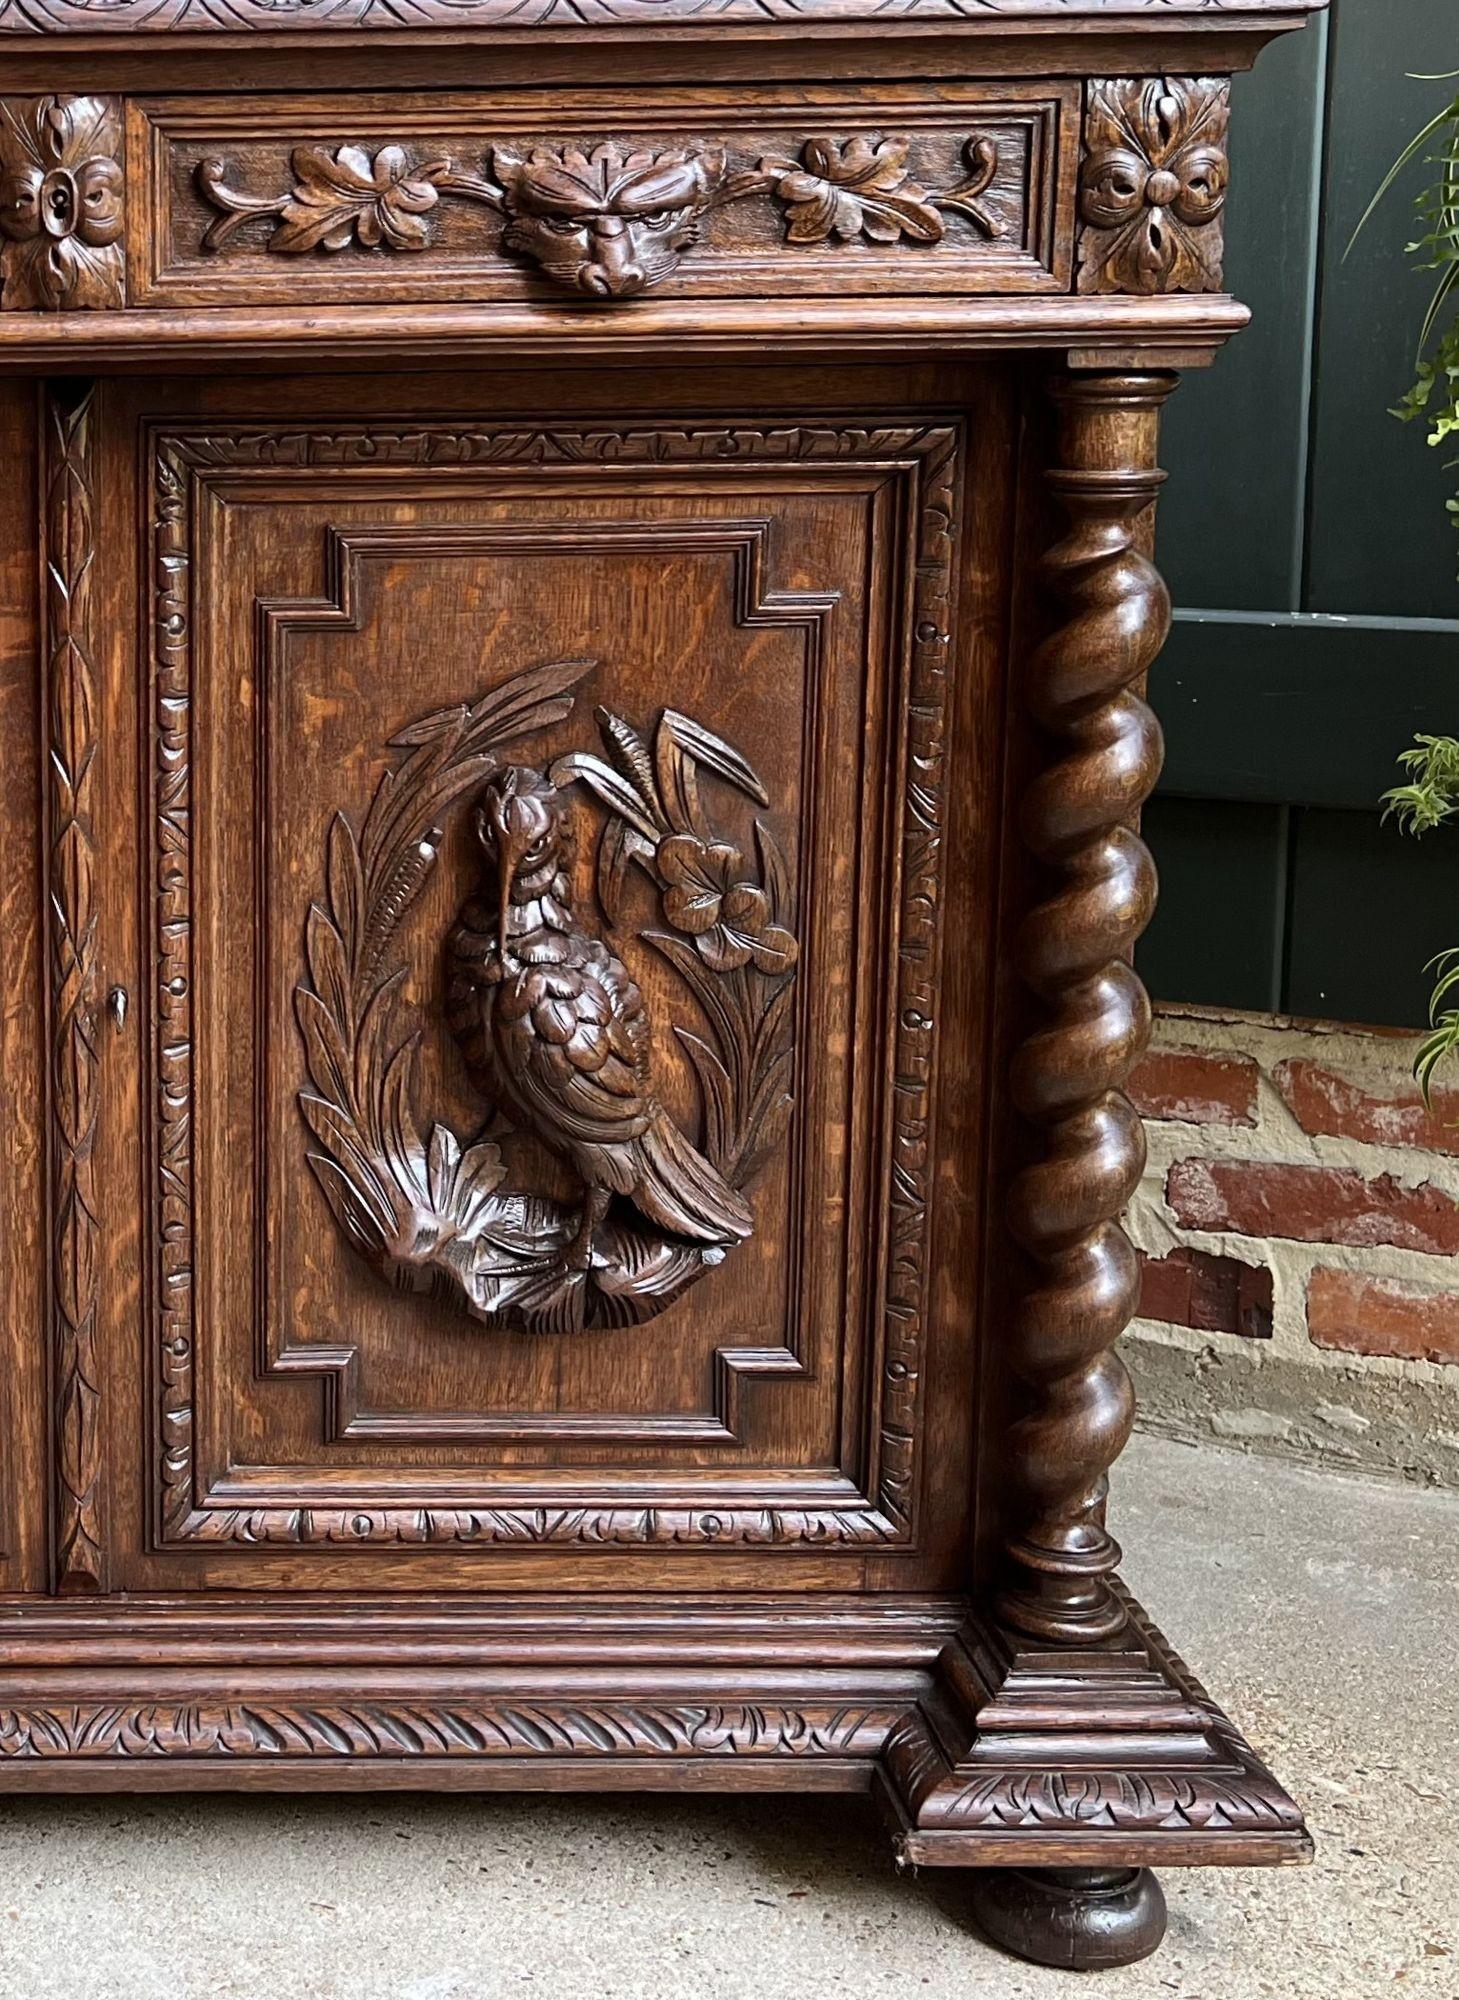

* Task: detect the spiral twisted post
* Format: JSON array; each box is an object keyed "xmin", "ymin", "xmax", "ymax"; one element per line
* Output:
[{"xmin": 998, "ymin": 371, "xmax": 1175, "ymax": 1646}]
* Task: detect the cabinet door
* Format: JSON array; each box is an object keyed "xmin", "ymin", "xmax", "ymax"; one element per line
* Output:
[{"xmin": 61, "ymin": 369, "xmax": 1003, "ymax": 1593}]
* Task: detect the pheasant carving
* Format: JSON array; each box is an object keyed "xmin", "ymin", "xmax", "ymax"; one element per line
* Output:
[{"xmin": 445, "ymin": 765, "xmax": 753, "ymax": 1282}]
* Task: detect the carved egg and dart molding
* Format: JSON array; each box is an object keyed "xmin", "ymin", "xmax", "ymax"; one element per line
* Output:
[
  {"xmin": 196, "ymin": 132, "xmax": 1005, "ymax": 297},
  {"xmin": 296, "ymin": 658, "xmax": 799, "ymax": 1333}
]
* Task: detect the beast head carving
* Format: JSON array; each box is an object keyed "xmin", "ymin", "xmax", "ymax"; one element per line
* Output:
[{"xmin": 492, "ymin": 141, "xmax": 726, "ymax": 299}]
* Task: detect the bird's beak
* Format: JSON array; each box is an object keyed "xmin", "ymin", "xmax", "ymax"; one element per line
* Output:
[{"xmin": 493, "ymin": 811, "xmax": 528, "ymax": 960}]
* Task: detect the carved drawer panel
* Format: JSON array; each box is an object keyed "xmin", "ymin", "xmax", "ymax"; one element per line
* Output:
[{"xmin": 126, "ymin": 84, "xmax": 1078, "ymax": 306}]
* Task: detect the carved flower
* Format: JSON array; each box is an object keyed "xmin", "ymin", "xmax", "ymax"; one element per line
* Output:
[
  {"xmin": 659, "ymin": 834, "xmax": 798, "ymax": 975},
  {"xmin": 1078, "ymin": 78, "xmax": 1229, "ymax": 295},
  {"xmin": 0, "ymin": 95, "xmax": 124, "ymax": 310},
  {"xmin": 764, "ymin": 136, "xmax": 945, "ymax": 246},
  {"xmin": 274, "ymin": 144, "xmax": 447, "ymax": 253}
]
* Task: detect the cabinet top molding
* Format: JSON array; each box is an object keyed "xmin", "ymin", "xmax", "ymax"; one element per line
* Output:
[{"xmin": 0, "ymin": 0, "xmax": 1328, "ymax": 37}]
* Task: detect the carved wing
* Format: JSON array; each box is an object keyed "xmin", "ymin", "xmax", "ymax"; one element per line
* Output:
[{"xmin": 496, "ymin": 945, "xmax": 657, "ymax": 1159}]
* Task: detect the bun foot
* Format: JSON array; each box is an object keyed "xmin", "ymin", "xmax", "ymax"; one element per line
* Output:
[{"xmin": 966, "ymin": 1866, "xmax": 1167, "ymax": 1971}]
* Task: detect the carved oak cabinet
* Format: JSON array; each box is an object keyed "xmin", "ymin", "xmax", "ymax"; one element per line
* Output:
[{"xmin": 0, "ymin": 0, "xmax": 1319, "ymax": 1972}]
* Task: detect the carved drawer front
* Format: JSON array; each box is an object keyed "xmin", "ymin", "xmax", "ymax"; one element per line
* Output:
[
  {"xmin": 127, "ymin": 84, "xmax": 1078, "ymax": 306},
  {"xmin": 68, "ymin": 378, "xmax": 983, "ymax": 1589}
]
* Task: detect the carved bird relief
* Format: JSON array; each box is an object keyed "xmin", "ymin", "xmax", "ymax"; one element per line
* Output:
[{"xmin": 445, "ymin": 765, "xmax": 753, "ymax": 1281}]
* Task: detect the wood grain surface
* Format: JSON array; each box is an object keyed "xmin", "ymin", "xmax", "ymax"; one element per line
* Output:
[{"xmin": 0, "ymin": 6, "xmax": 1315, "ymax": 1968}]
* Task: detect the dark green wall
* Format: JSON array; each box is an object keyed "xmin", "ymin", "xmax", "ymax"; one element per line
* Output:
[{"xmin": 1141, "ymin": 1, "xmax": 1459, "ymax": 1027}]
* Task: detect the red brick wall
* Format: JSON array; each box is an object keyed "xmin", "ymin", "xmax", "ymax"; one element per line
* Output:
[{"xmin": 1127, "ymin": 1008, "xmax": 1459, "ymax": 1399}]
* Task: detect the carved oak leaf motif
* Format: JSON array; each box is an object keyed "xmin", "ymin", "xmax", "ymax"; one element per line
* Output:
[
  {"xmin": 1077, "ymin": 76, "xmax": 1230, "ymax": 295},
  {"xmin": 196, "ymin": 146, "xmax": 504, "ymax": 255},
  {"xmin": 0, "ymin": 94, "xmax": 123, "ymax": 310},
  {"xmin": 273, "ymin": 144, "xmax": 449, "ymax": 252},
  {"xmin": 763, "ymin": 135, "xmax": 945, "ymax": 245}
]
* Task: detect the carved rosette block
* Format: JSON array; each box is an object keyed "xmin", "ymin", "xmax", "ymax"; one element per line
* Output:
[
  {"xmin": 0, "ymin": 96, "xmax": 124, "ymax": 309},
  {"xmin": 44, "ymin": 382, "xmax": 104, "ymax": 1592},
  {"xmin": 998, "ymin": 371, "xmax": 1174, "ymax": 1646},
  {"xmin": 1077, "ymin": 77, "xmax": 1229, "ymax": 295}
]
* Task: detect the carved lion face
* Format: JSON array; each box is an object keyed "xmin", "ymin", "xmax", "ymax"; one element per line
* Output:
[{"xmin": 493, "ymin": 142, "xmax": 726, "ymax": 299}]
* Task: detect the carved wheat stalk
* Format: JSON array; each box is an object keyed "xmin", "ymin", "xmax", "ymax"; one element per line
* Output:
[{"xmin": 998, "ymin": 371, "xmax": 1174, "ymax": 1646}]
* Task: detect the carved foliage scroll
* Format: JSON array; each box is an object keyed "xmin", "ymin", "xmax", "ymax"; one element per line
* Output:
[
  {"xmin": 1077, "ymin": 77, "xmax": 1229, "ymax": 295},
  {"xmin": 196, "ymin": 133, "xmax": 1005, "ymax": 298},
  {"xmin": 0, "ymin": 96, "xmax": 124, "ymax": 310},
  {"xmin": 44, "ymin": 383, "xmax": 103, "ymax": 1592}
]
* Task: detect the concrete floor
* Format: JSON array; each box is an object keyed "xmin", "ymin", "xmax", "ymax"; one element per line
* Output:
[{"xmin": 0, "ymin": 1433, "xmax": 1453, "ymax": 2000}]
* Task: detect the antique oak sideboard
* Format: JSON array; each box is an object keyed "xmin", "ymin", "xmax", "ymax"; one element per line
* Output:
[{"xmin": 0, "ymin": 0, "xmax": 1319, "ymax": 1972}]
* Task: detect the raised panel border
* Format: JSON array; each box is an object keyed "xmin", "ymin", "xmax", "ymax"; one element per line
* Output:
[
  {"xmin": 128, "ymin": 83, "xmax": 1076, "ymax": 306},
  {"xmin": 255, "ymin": 517, "xmax": 831, "ymax": 1449},
  {"xmin": 147, "ymin": 415, "xmax": 960, "ymax": 1553}
]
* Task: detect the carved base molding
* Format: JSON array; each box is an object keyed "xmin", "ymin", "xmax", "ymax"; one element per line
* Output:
[
  {"xmin": 875, "ymin": 1584, "xmax": 1311, "ymax": 1868},
  {"xmin": 0, "ymin": 1583, "xmax": 1307, "ymax": 1863}
]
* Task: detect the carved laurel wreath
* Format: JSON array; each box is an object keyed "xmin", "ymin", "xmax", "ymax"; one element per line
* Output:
[{"xmin": 295, "ymin": 659, "xmax": 798, "ymax": 1335}]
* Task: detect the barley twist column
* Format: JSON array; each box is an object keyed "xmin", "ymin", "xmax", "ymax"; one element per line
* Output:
[{"xmin": 997, "ymin": 370, "xmax": 1175, "ymax": 1646}]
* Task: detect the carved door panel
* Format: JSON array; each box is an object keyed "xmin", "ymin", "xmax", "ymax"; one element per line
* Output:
[{"xmin": 73, "ymin": 368, "xmax": 1000, "ymax": 1592}]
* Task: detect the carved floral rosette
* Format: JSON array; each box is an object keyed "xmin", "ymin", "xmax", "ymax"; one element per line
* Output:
[
  {"xmin": 295, "ymin": 659, "xmax": 798, "ymax": 1335},
  {"xmin": 1077, "ymin": 76, "xmax": 1230, "ymax": 295},
  {"xmin": 0, "ymin": 93, "xmax": 124, "ymax": 310}
]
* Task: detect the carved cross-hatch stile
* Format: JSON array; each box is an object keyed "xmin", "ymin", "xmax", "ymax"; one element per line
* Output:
[
  {"xmin": 46, "ymin": 383, "xmax": 104, "ymax": 1592},
  {"xmin": 149, "ymin": 420, "xmax": 957, "ymax": 1550},
  {"xmin": 195, "ymin": 133, "xmax": 1005, "ymax": 298}
]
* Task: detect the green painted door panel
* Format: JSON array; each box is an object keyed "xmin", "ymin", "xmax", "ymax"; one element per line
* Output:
[
  {"xmin": 1304, "ymin": 0, "xmax": 1459, "ymax": 619},
  {"xmin": 1137, "ymin": 798, "xmax": 1289, "ymax": 1014},
  {"xmin": 1149, "ymin": 0, "xmax": 1459, "ymax": 1031},
  {"xmin": 1159, "ymin": 24, "xmax": 1327, "ymax": 613}
]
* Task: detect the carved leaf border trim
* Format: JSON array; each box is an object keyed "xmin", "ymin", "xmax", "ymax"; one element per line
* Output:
[
  {"xmin": 0, "ymin": 1700, "xmax": 903, "ymax": 1760},
  {"xmin": 149, "ymin": 418, "xmax": 959, "ymax": 1550},
  {"xmin": 880, "ymin": 1710, "xmax": 1309, "ymax": 1835},
  {"xmin": 880, "ymin": 1587, "xmax": 1309, "ymax": 1838},
  {"xmin": 0, "ymin": 0, "xmax": 1321, "ymax": 35}
]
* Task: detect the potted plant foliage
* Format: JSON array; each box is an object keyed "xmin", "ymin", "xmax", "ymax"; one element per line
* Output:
[{"xmin": 1364, "ymin": 74, "xmax": 1459, "ymax": 1095}]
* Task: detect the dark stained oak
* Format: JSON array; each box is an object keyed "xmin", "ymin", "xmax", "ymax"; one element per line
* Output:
[
  {"xmin": 0, "ymin": 3, "xmax": 1318, "ymax": 1971},
  {"xmin": 967, "ymin": 1867, "xmax": 1168, "ymax": 1972},
  {"xmin": 999, "ymin": 371, "xmax": 1174, "ymax": 1646}
]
